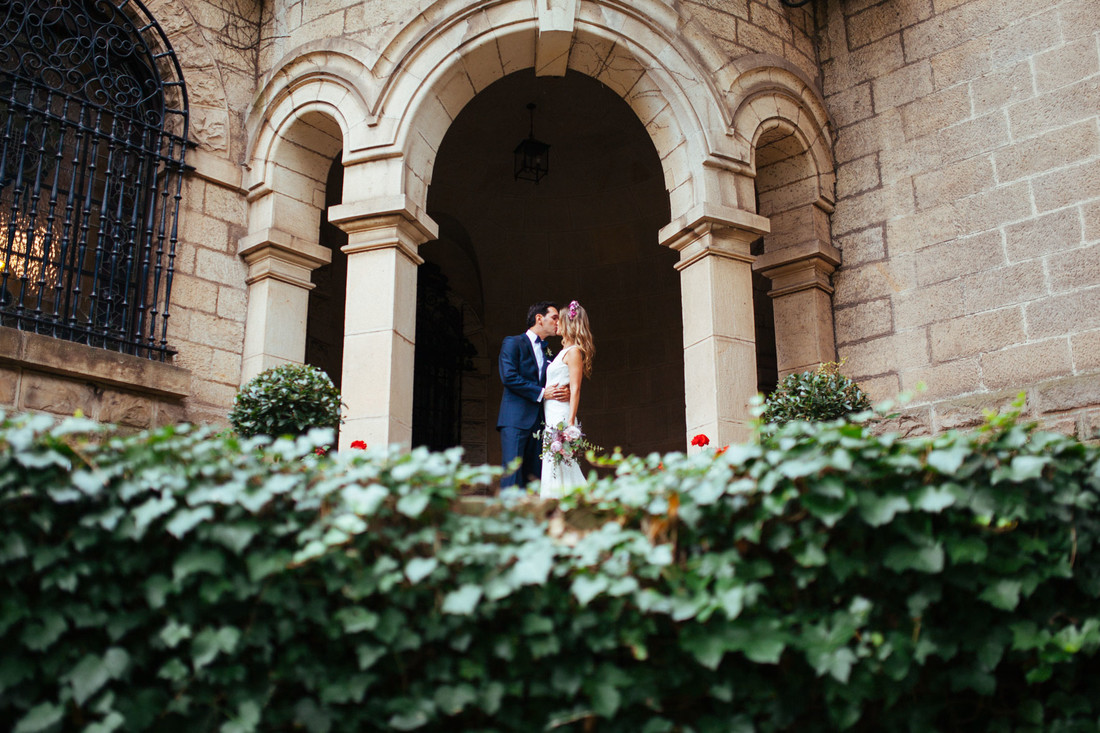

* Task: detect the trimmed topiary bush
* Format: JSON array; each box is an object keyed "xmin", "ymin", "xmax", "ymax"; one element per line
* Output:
[
  {"xmin": 762, "ymin": 360, "xmax": 872, "ymax": 425},
  {"xmin": 228, "ymin": 363, "xmax": 342, "ymax": 438}
]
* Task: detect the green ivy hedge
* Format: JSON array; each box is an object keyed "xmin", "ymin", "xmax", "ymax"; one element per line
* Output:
[{"xmin": 1, "ymin": 405, "xmax": 1099, "ymax": 732}]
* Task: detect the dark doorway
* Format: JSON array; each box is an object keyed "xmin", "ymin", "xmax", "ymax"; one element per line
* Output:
[
  {"xmin": 305, "ymin": 155, "xmax": 347, "ymax": 390},
  {"xmin": 752, "ymin": 239, "xmax": 779, "ymax": 396},
  {"xmin": 412, "ymin": 262, "xmax": 471, "ymax": 450}
]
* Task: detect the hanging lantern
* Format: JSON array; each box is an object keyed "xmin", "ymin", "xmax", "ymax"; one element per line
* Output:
[{"xmin": 513, "ymin": 102, "xmax": 550, "ymax": 183}]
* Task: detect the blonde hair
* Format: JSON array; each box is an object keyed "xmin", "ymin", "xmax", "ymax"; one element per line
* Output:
[{"xmin": 561, "ymin": 301, "xmax": 595, "ymax": 377}]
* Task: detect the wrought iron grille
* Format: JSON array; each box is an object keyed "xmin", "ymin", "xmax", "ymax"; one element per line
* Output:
[{"xmin": 0, "ymin": 0, "xmax": 189, "ymax": 360}]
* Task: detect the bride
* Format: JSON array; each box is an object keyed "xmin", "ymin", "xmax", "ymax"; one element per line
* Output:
[{"xmin": 540, "ymin": 300, "xmax": 595, "ymax": 498}]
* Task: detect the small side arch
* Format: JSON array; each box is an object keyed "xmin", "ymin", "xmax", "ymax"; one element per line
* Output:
[{"xmin": 728, "ymin": 55, "xmax": 836, "ymax": 213}]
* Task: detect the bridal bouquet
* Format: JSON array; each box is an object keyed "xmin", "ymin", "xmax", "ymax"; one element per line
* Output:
[{"xmin": 539, "ymin": 421, "xmax": 599, "ymax": 468}]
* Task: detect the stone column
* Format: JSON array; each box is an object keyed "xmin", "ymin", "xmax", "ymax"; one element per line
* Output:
[
  {"xmin": 753, "ymin": 240, "xmax": 842, "ymax": 377},
  {"xmin": 660, "ymin": 204, "xmax": 769, "ymax": 449},
  {"xmin": 328, "ymin": 195, "xmax": 438, "ymax": 451},
  {"xmin": 238, "ymin": 228, "xmax": 331, "ymax": 382}
]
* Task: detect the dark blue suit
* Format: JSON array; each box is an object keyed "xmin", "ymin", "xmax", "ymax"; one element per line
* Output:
[{"xmin": 497, "ymin": 333, "xmax": 546, "ymax": 488}]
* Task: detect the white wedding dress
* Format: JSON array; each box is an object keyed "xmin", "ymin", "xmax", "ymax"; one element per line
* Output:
[{"xmin": 540, "ymin": 345, "xmax": 587, "ymax": 498}]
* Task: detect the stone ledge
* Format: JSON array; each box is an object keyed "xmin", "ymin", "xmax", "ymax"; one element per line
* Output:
[{"xmin": 0, "ymin": 326, "xmax": 191, "ymax": 399}]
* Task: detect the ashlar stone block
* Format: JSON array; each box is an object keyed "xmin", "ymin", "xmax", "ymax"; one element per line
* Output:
[
  {"xmin": 915, "ymin": 229, "xmax": 1005, "ymax": 286},
  {"xmin": 1027, "ymin": 286, "xmax": 1100, "ymax": 338},
  {"xmin": 1005, "ymin": 207, "xmax": 1083, "ymax": 262},
  {"xmin": 981, "ymin": 337, "xmax": 1073, "ymax": 390},
  {"xmin": 962, "ymin": 260, "xmax": 1048, "ymax": 314},
  {"xmin": 994, "ymin": 118, "xmax": 1100, "ymax": 184},
  {"xmin": 900, "ymin": 356, "xmax": 982, "ymax": 401},
  {"xmin": 929, "ymin": 307, "xmax": 1025, "ymax": 362},
  {"xmin": 1071, "ymin": 329, "xmax": 1100, "ymax": 372}
]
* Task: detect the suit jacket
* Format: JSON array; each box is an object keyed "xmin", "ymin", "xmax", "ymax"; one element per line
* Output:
[{"xmin": 497, "ymin": 333, "xmax": 546, "ymax": 430}]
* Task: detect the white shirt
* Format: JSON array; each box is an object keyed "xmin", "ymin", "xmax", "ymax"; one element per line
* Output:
[{"xmin": 526, "ymin": 329, "xmax": 545, "ymax": 370}]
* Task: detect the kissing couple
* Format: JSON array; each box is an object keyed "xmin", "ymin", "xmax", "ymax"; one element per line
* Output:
[{"xmin": 496, "ymin": 300, "xmax": 596, "ymax": 499}]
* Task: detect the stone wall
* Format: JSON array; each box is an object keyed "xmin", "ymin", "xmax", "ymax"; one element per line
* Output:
[
  {"xmin": 0, "ymin": 328, "xmax": 189, "ymax": 430},
  {"xmin": 150, "ymin": 0, "xmax": 259, "ymax": 425},
  {"xmin": 823, "ymin": 0, "xmax": 1100, "ymax": 438}
]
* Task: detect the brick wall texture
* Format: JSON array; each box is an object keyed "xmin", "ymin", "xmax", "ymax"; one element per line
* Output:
[{"xmin": 823, "ymin": 0, "xmax": 1100, "ymax": 437}]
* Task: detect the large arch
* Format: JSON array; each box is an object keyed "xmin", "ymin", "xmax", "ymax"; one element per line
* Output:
[{"xmin": 241, "ymin": 0, "xmax": 838, "ymax": 450}]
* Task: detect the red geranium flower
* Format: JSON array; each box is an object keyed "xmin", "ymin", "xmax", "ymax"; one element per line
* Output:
[
  {"xmin": 716, "ymin": 445, "xmax": 729, "ymax": 456},
  {"xmin": 350, "ymin": 440, "xmax": 367, "ymax": 450},
  {"xmin": 314, "ymin": 447, "xmax": 327, "ymax": 456},
  {"xmin": 691, "ymin": 434, "xmax": 710, "ymax": 447}
]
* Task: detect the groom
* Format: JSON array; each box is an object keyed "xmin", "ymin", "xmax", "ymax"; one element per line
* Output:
[{"xmin": 497, "ymin": 301, "xmax": 569, "ymax": 492}]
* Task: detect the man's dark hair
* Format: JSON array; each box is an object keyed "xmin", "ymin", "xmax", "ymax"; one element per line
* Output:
[{"xmin": 526, "ymin": 301, "xmax": 558, "ymax": 328}]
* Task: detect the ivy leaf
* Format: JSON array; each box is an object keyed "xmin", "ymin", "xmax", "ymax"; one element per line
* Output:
[
  {"xmin": 191, "ymin": 626, "xmax": 241, "ymax": 670},
  {"xmin": 510, "ymin": 549, "xmax": 553, "ymax": 586},
  {"xmin": 690, "ymin": 481, "xmax": 726, "ymax": 505},
  {"xmin": 220, "ymin": 700, "xmax": 262, "ymax": 733},
  {"xmin": 1008, "ymin": 455, "xmax": 1048, "ymax": 481},
  {"xmin": 572, "ymin": 575, "xmax": 610, "ymax": 607},
  {"xmin": 332, "ymin": 513, "xmax": 367, "ymax": 535},
  {"xmin": 341, "ymin": 484, "xmax": 389, "ymax": 517},
  {"xmin": 294, "ymin": 698, "xmax": 333, "ymax": 733},
  {"xmin": 0, "ymin": 533, "xmax": 28, "ymax": 564},
  {"xmin": 809, "ymin": 646, "xmax": 857, "ymax": 683},
  {"xmin": 858, "ymin": 494, "xmax": 909, "ymax": 526},
  {"xmin": 71, "ymin": 469, "xmax": 107, "ymax": 497},
  {"xmin": 166, "ymin": 506, "xmax": 215, "ymax": 539},
  {"xmin": 607, "ymin": 576, "xmax": 639, "ymax": 596},
  {"xmin": 590, "ymin": 681, "xmax": 622, "ymax": 718},
  {"xmin": 946, "ymin": 536, "xmax": 988, "ymax": 564},
  {"xmin": 335, "ymin": 608, "xmax": 379, "ymax": 634},
  {"xmin": 158, "ymin": 658, "xmax": 189, "ymax": 681},
  {"xmin": 247, "ymin": 551, "xmax": 290, "ymax": 582},
  {"xmin": 434, "ymin": 684, "xmax": 478, "ymax": 715},
  {"xmin": 388, "ymin": 701, "xmax": 434, "ymax": 732},
  {"xmin": 67, "ymin": 648, "xmax": 129, "ymax": 705},
  {"xmin": 739, "ymin": 629, "xmax": 786, "ymax": 664},
  {"xmin": 717, "ymin": 586, "xmax": 747, "ymax": 620},
  {"xmin": 13, "ymin": 702, "xmax": 64, "ymax": 733},
  {"xmin": 884, "ymin": 543, "xmax": 945, "ymax": 574},
  {"xmin": 927, "ymin": 446, "xmax": 968, "ymax": 474},
  {"xmin": 682, "ymin": 634, "xmax": 724, "ymax": 670},
  {"xmin": 21, "ymin": 611, "xmax": 67, "ymax": 651},
  {"xmin": 442, "ymin": 585, "xmax": 482, "ymax": 615},
  {"xmin": 979, "ymin": 580, "xmax": 1022, "ymax": 611},
  {"xmin": 913, "ymin": 485, "xmax": 956, "ymax": 513},
  {"xmin": 356, "ymin": 644, "xmax": 386, "ymax": 671},
  {"xmin": 207, "ymin": 524, "xmax": 259, "ymax": 555},
  {"xmin": 173, "ymin": 548, "xmax": 226, "ymax": 584},
  {"xmin": 160, "ymin": 620, "xmax": 192, "ymax": 648},
  {"xmin": 85, "ymin": 711, "xmax": 125, "ymax": 733},
  {"xmin": 404, "ymin": 557, "xmax": 439, "ymax": 584},
  {"xmin": 133, "ymin": 494, "xmax": 176, "ymax": 534},
  {"xmin": 396, "ymin": 492, "xmax": 430, "ymax": 518}
]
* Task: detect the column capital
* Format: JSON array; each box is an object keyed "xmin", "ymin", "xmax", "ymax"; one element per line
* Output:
[
  {"xmin": 238, "ymin": 228, "xmax": 332, "ymax": 288},
  {"xmin": 329, "ymin": 195, "xmax": 439, "ymax": 265},
  {"xmin": 752, "ymin": 240, "xmax": 842, "ymax": 297},
  {"xmin": 659, "ymin": 203, "xmax": 770, "ymax": 270}
]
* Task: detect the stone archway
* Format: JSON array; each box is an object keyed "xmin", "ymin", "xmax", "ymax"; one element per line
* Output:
[
  {"xmin": 424, "ymin": 68, "xmax": 684, "ymax": 461},
  {"xmin": 242, "ymin": 0, "xmax": 838, "ymax": 452}
]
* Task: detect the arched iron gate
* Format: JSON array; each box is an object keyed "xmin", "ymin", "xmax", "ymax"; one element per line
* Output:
[{"xmin": 0, "ymin": 0, "xmax": 188, "ymax": 360}]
